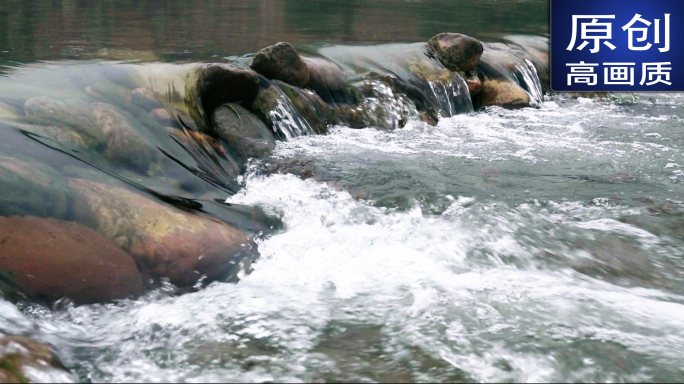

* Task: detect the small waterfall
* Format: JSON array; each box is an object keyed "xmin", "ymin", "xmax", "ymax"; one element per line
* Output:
[
  {"xmin": 514, "ymin": 59, "xmax": 544, "ymax": 106},
  {"xmin": 264, "ymin": 87, "xmax": 315, "ymax": 139},
  {"xmin": 352, "ymin": 80, "xmax": 418, "ymax": 130},
  {"xmin": 427, "ymin": 74, "xmax": 473, "ymax": 117}
]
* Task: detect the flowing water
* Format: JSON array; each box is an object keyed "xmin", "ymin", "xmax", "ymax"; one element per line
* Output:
[{"xmin": 2, "ymin": 0, "xmax": 684, "ymax": 383}]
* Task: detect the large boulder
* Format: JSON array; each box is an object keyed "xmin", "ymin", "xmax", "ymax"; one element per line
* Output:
[
  {"xmin": 250, "ymin": 42, "xmax": 310, "ymax": 88},
  {"xmin": 68, "ymin": 178, "xmax": 255, "ymax": 288},
  {"xmin": 187, "ymin": 64, "xmax": 261, "ymax": 130},
  {"xmin": 0, "ymin": 216, "xmax": 143, "ymax": 304},
  {"xmin": 427, "ymin": 33, "xmax": 483, "ymax": 73},
  {"xmin": 89, "ymin": 102, "xmax": 156, "ymax": 174},
  {"xmin": 302, "ymin": 56, "xmax": 353, "ymax": 103},
  {"xmin": 0, "ymin": 334, "xmax": 73, "ymax": 383},
  {"xmin": 0, "ymin": 156, "xmax": 69, "ymax": 220},
  {"xmin": 481, "ymin": 79, "xmax": 531, "ymax": 109},
  {"xmin": 212, "ymin": 103, "xmax": 275, "ymax": 160}
]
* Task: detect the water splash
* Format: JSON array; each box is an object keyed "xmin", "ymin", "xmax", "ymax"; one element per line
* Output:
[{"xmin": 263, "ymin": 87, "xmax": 315, "ymax": 139}]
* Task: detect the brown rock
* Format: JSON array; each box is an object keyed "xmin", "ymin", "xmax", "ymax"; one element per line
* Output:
[
  {"xmin": 90, "ymin": 102, "xmax": 156, "ymax": 173},
  {"xmin": 23, "ymin": 96, "xmax": 103, "ymax": 144},
  {"xmin": 481, "ymin": 79, "xmax": 531, "ymax": 109},
  {"xmin": 303, "ymin": 56, "xmax": 352, "ymax": 102},
  {"xmin": 250, "ymin": 42, "xmax": 310, "ymax": 87},
  {"xmin": 68, "ymin": 178, "xmax": 255, "ymax": 288},
  {"xmin": 428, "ymin": 33, "xmax": 484, "ymax": 73},
  {"xmin": 0, "ymin": 216, "xmax": 143, "ymax": 304},
  {"xmin": 0, "ymin": 334, "xmax": 72, "ymax": 383},
  {"xmin": 466, "ymin": 75, "xmax": 482, "ymax": 96}
]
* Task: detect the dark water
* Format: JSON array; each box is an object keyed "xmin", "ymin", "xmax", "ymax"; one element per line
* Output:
[
  {"xmin": 2, "ymin": 1, "xmax": 684, "ymax": 383},
  {"xmin": 0, "ymin": 0, "xmax": 548, "ymax": 63}
]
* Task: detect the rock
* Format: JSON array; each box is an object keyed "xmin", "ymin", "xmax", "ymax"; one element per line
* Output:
[
  {"xmin": 427, "ymin": 33, "xmax": 483, "ymax": 73},
  {"xmin": 0, "ymin": 334, "xmax": 73, "ymax": 383},
  {"xmin": 89, "ymin": 102, "xmax": 156, "ymax": 173},
  {"xmin": 466, "ymin": 74, "xmax": 482, "ymax": 96},
  {"xmin": 187, "ymin": 64, "xmax": 261, "ymax": 129},
  {"xmin": 23, "ymin": 96, "xmax": 103, "ymax": 144},
  {"xmin": 212, "ymin": 103, "xmax": 275, "ymax": 160},
  {"xmin": 250, "ymin": 42, "xmax": 310, "ymax": 88},
  {"xmin": 151, "ymin": 108, "xmax": 173, "ymax": 125},
  {"xmin": 273, "ymin": 81, "xmax": 337, "ymax": 134},
  {"xmin": 131, "ymin": 87, "xmax": 163, "ymax": 110},
  {"xmin": 0, "ymin": 103, "xmax": 20, "ymax": 120},
  {"xmin": 166, "ymin": 127, "xmax": 242, "ymax": 184},
  {"xmin": 0, "ymin": 156, "xmax": 69, "ymax": 219},
  {"xmin": 302, "ymin": 56, "xmax": 353, "ymax": 103},
  {"xmin": 68, "ymin": 178, "xmax": 255, "ymax": 288},
  {"xmin": 481, "ymin": 79, "xmax": 531, "ymax": 109},
  {"xmin": 0, "ymin": 216, "xmax": 143, "ymax": 304},
  {"xmin": 10, "ymin": 123, "xmax": 86, "ymax": 148}
]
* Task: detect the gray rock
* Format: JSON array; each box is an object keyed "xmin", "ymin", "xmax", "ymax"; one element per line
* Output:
[{"xmin": 212, "ymin": 103, "xmax": 275, "ymax": 160}]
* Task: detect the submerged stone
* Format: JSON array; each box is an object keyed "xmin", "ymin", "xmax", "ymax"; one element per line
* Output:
[
  {"xmin": 0, "ymin": 102, "xmax": 20, "ymax": 120},
  {"xmin": 0, "ymin": 334, "xmax": 73, "ymax": 383},
  {"xmin": 90, "ymin": 102, "xmax": 156, "ymax": 173},
  {"xmin": 428, "ymin": 33, "xmax": 483, "ymax": 73},
  {"xmin": 481, "ymin": 79, "xmax": 531, "ymax": 109},
  {"xmin": 212, "ymin": 103, "xmax": 275, "ymax": 160},
  {"xmin": 250, "ymin": 42, "xmax": 310, "ymax": 88},
  {"xmin": 68, "ymin": 178, "xmax": 255, "ymax": 288},
  {"xmin": 23, "ymin": 96, "xmax": 103, "ymax": 144},
  {"xmin": 131, "ymin": 87, "xmax": 163, "ymax": 110},
  {"xmin": 0, "ymin": 156, "xmax": 69, "ymax": 219},
  {"xmin": 0, "ymin": 216, "xmax": 143, "ymax": 304}
]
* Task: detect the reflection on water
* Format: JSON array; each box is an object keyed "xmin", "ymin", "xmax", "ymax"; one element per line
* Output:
[{"xmin": 0, "ymin": 0, "xmax": 548, "ymax": 64}]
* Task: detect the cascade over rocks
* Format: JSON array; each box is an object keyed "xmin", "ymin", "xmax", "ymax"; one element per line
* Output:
[
  {"xmin": 302, "ymin": 56, "xmax": 354, "ymax": 104},
  {"xmin": 0, "ymin": 216, "xmax": 143, "ymax": 304},
  {"xmin": 273, "ymin": 81, "xmax": 337, "ymax": 134},
  {"xmin": 427, "ymin": 33, "xmax": 484, "ymax": 73},
  {"xmin": 250, "ymin": 42, "xmax": 310, "ymax": 88},
  {"xmin": 69, "ymin": 178, "xmax": 255, "ymax": 288}
]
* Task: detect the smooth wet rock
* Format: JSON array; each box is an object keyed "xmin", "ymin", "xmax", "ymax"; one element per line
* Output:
[
  {"xmin": 0, "ymin": 334, "xmax": 73, "ymax": 383},
  {"xmin": 0, "ymin": 102, "xmax": 20, "ymax": 120},
  {"xmin": 466, "ymin": 74, "xmax": 482, "ymax": 96},
  {"xmin": 11, "ymin": 122, "xmax": 86, "ymax": 148},
  {"xmin": 303, "ymin": 56, "xmax": 352, "ymax": 103},
  {"xmin": 131, "ymin": 87, "xmax": 163, "ymax": 110},
  {"xmin": 23, "ymin": 96, "xmax": 103, "ymax": 144},
  {"xmin": 0, "ymin": 216, "xmax": 143, "ymax": 304},
  {"xmin": 90, "ymin": 102, "xmax": 156, "ymax": 173},
  {"xmin": 212, "ymin": 103, "xmax": 275, "ymax": 160},
  {"xmin": 481, "ymin": 79, "xmax": 531, "ymax": 109},
  {"xmin": 273, "ymin": 82, "xmax": 337, "ymax": 134},
  {"xmin": 188, "ymin": 64, "xmax": 261, "ymax": 129},
  {"xmin": 428, "ymin": 33, "xmax": 483, "ymax": 73},
  {"xmin": 250, "ymin": 42, "xmax": 310, "ymax": 88},
  {"xmin": 68, "ymin": 178, "xmax": 255, "ymax": 288},
  {"xmin": 0, "ymin": 156, "xmax": 69, "ymax": 219},
  {"xmin": 151, "ymin": 108, "xmax": 173, "ymax": 125}
]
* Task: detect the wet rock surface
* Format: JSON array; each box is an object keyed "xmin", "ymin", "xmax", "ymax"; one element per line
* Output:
[
  {"xmin": 250, "ymin": 42, "xmax": 310, "ymax": 88},
  {"xmin": 0, "ymin": 334, "xmax": 73, "ymax": 383},
  {"xmin": 273, "ymin": 81, "xmax": 337, "ymax": 134},
  {"xmin": 427, "ymin": 33, "xmax": 483, "ymax": 73},
  {"xmin": 212, "ymin": 103, "xmax": 275, "ymax": 160},
  {"xmin": 0, "ymin": 216, "xmax": 143, "ymax": 304},
  {"xmin": 68, "ymin": 178, "xmax": 255, "ymax": 288},
  {"xmin": 481, "ymin": 79, "xmax": 531, "ymax": 109}
]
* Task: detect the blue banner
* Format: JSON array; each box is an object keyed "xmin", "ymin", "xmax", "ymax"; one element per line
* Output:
[{"xmin": 551, "ymin": 0, "xmax": 683, "ymax": 91}]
